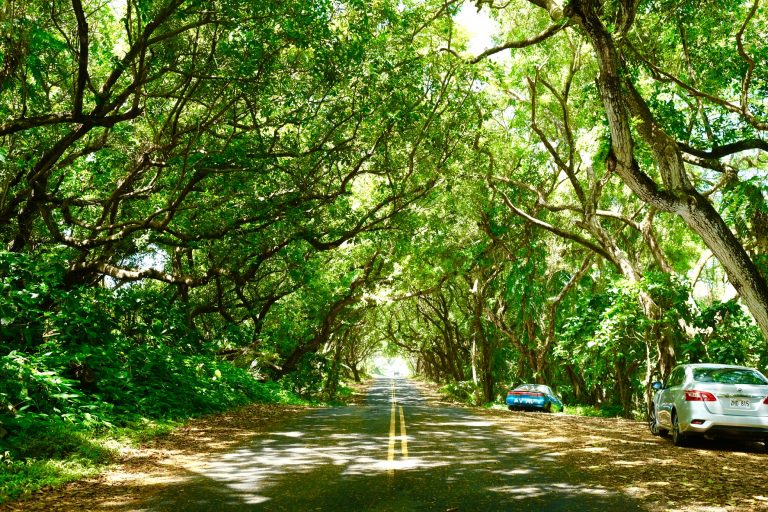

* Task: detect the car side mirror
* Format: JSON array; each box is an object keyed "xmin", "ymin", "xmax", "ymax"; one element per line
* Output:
[{"xmin": 651, "ymin": 381, "xmax": 663, "ymax": 390}]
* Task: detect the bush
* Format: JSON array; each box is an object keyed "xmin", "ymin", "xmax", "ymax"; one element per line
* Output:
[
  {"xmin": 0, "ymin": 345, "xmax": 306, "ymax": 502},
  {"xmin": 0, "ymin": 251, "xmax": 315, "ymax": 502},
  {"xmin": 439, "ymin": 380, "xmax": 482, "ymax": 405}
]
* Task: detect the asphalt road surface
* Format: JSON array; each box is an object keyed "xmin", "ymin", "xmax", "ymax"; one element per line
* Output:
[{"xmin": 138, "ymin": 377, "xmax": 645, "ymax": 511}]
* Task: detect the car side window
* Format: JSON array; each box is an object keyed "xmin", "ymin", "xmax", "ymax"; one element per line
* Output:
[{"xmin": 667, "ymin": 367, "xmax": 685, "ymax": 387}]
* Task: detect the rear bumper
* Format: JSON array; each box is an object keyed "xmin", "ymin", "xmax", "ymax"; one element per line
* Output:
[
  {"xmin": 681, "ymin": 413, "xmax": 768, "ymax": 439},
  {"xmin": 703, "ymin": 425, "xmax": 768, "ymax": 439},
  {"xmin": 506, "ymin": 398, "xmax": 547, "ymax": 409}
]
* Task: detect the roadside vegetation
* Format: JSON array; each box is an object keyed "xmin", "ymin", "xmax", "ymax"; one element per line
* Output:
[
  {"xmin": 438, "ymin": 379, "xmax": 648, "ymax": 419},
  {"xmin": 2, "ymin": 0, "xmax": 768, "ymax": 506},
  {"xmin": 0, "ymin": 252, "xmax": 341, "ymax": 502}
]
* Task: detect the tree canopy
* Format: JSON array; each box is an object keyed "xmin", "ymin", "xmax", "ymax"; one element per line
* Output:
[{"xmin": 2, "ymin": 0, "xmax": 768, "ymax": 435}]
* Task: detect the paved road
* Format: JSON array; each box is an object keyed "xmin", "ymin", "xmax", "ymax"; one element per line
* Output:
[{"xmin": 140, "ymin": 378, "xmax": 645, "ymax": 511}]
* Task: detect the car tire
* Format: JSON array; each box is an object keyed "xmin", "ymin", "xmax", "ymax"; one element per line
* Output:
[
  {"xmin": 508, "ymin": 406, "xmax": 515, "ymax": 411},
  {"xmin": 544, "ymin": 402, "xmax": 552, "ymax": 413},
  {"xmin": 672, "ymin": 411, "xmax": 687, "ymax": 447},
  {"xmin": 648, "ymin": 406, "xmax": 668, "ymax": 437}
]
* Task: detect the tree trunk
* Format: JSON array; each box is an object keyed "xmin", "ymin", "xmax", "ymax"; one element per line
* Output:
[
  {"xmin": 350, "ymin": 364, "xmax": 361, "ymax": 383},
  {"xmin": 571, "ymin": 0, "xmax": 768, "ymax": 341}
]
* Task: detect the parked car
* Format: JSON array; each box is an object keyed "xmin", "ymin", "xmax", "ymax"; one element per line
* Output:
[
  {"xmin": 648, "ymin": 363, "xmax": 768, "ymax": 449},
  {"xmin": 506, "ymin": 384, "xmax": 563, "ymax": 413}
]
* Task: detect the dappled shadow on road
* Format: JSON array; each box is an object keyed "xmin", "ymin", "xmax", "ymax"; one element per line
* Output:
[
  {"xmin": 5, "ymin": 380, "xmax": 768, "ymax": 511},
  {"xmin": 92, "ymin": 379, "xmax": 646, "ymax": 511},
  {"xmin": 106, "ymin": 408, "xmax": 642, "ymax": 512},
  {"xmin": 484, "ymin": 410, "xmax": 768, "ymax": 511}
]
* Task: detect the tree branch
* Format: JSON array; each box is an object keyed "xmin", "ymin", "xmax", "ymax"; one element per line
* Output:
[
  {"xmin": 469, "ymin": 23, "xmax": 566, "ymax": 64},
  {"xmin": 489, "ymin": 179, "xmax": 615, "ymax": 263},
  {"xmin": 679, "ymin": 139, "xmax": 768, "ymax": 160},
  {"xmin": 71, "ymin": 0, "xmax": 89, "ymax": 116}
]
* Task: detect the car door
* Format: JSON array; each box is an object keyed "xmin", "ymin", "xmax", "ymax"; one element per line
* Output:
[{"xmin": 657, "ymin": 366, "xmax": 685, "ymax": 428}]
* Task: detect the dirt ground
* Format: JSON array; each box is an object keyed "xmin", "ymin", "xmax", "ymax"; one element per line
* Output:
[{"xmin": 3, "ymin": 381, "xmax": 768, "ymax": 512}]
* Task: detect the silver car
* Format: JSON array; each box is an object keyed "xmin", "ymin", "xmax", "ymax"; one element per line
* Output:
[{"xmin": 649, "ymin": 363, "xmax": 768, "ymax": 449}]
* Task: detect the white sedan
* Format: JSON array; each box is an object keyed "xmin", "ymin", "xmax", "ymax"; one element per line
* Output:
[{"xmin": 649, "ymin": 363, "xmax": 768, "ymax": 449}]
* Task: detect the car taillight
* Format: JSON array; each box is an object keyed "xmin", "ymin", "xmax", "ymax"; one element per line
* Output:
[
  {"xmin": 763, "ymin": 396, "xmax": 768, "ymax": 405},
  {"xmin": 684, "ymin": 390, "xmax": 717, "ymax": 402},
  {"xmin": 507, "ymin": 391, "xmax": 545, "ymax": 397}
]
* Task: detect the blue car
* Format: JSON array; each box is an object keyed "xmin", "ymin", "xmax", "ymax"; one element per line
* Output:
[{"xmin": 506, "ymin": 384, "xmax": 564, "ymax": 413}]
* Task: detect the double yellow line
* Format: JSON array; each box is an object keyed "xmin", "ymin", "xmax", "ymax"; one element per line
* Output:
[{"xmin": 387, "ymin": 379, "xmax": 408, "ymax": 475}]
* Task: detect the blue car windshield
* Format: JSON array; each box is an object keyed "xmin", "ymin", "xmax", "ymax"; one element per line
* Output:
[{"xmin": 692, "ymin": 368, "xmax": 768, "ymax": 385}]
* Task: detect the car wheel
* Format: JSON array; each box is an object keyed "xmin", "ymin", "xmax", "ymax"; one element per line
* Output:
[
  {"xmin": 544, "ymin": 402, "xmax": 552, "ymax": 413},
  {"xmin": 648, "ymin": 406, "xmax": 669, "ymax": 437},
  {"xmin": 672, "ymin": 412, "xmax": 687, "ymax": 447},
  {"xmin": 508, "ymin": 406, "xmax": 515, "ymax": 411}
]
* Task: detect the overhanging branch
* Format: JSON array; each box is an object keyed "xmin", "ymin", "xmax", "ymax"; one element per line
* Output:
[
  {"xmin": 679, "ymin": 139, "xmax": 768, "ymax": 160},
  {"xmin": 469, "ymin": 23, "xmax": 566, "ymax": 64}
]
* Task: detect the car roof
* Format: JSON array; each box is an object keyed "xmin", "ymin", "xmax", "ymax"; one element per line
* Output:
[
  {"xmin": 679, "ymin": 363, "xmax": 762, "ymax": 373},
  {"xmin": 677, "ymin": 363, "xmax": 757, "ymax": 371},
  {"xmin": 512, "ymin": 383, "xmax": 551, "ymax": 389}
]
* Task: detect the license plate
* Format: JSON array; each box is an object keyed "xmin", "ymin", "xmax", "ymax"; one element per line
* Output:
[{"xmin": 730, "ymin": 399, "xmax": 751, "ymax": 408}]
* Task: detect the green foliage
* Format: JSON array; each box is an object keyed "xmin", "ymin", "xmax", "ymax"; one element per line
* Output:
[
  {"xmin": 280, "ymin": 353, "xmax": 330, "ymax": 399},
  {"xmin": 0, "ymin": 453, "xmax": 106, "ymax": 503},
  {"xmin": 684, "ymin": 299, "xmax": 767, "ymax": 367},
  {"xmin": 719, "ymin": 177, "xmax": 768, "ymax": 255},
  {"xmin": 439, "ymin": 380, "xmax": 483, "ymax": 405},
  {"xmin": 0, "ymin": 250, "xmax": 308, "ymax": 501},
  {"xmin": 1, "ymin": 0, "xmax": 768, "ymax": 501},
  {"xmin": 556, "ymin": 269, "xmax": 765, "ymax": 417},
  {"xmin": 556, "ymin": 273, "xmax": 691, "ymax": 413},
  {"xmin": 563, "ymin": 404, "xmax": 629, "ymax": 419},
  {"xmin": 0, "ymin": 338, "xmax": 302, "ymax": 430}
]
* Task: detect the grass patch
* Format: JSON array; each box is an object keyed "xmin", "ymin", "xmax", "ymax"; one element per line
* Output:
[
  {"xmin": 562, "ymin": 404, "xmax": 628, "ymax": 418},
  {"xmin": 0, "ymin": 456, "xmax": 107, "ymax": 504},
  {"xmin": 0, "ymin": 423, "xmax": 120, "ymax": 503},
  {"xmin": 111, "ymin": 418, "xmax": 182, "ymax": 446}
]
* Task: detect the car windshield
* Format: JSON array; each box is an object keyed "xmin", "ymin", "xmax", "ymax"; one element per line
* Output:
[{"xmin": 692, "ymin": 367, "xmax": 768, "ymax": 385}]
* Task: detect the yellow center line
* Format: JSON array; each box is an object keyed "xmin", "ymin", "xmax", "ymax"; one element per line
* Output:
[
  {"xmin": 399, "ymin": 405, "xmax": 408, "ymax": 458},
  {"xmin": 388, "ymin": 400, "xmax": 396, "ymax": 465},
  {"xmin": 387, "ymin": 380, "xmax": 408, "ymax": 476},
  {"xmin": 388, "ymin": 381, "xmax": 397, "ymax": 475}
]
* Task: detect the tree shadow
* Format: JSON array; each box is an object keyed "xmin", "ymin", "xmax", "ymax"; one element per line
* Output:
[{"xmin": 119, "ymin": 395, "xmax": 647, "ymax": 511}]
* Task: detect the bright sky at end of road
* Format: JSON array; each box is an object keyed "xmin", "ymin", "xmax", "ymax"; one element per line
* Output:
[{"xmin": 372, "ymin": 355, "xmax": 410, "ymax": 378}]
